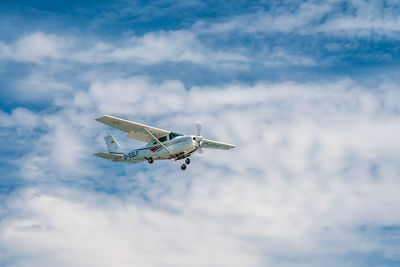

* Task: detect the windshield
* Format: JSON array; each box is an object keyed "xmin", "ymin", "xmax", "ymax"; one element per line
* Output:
[
  {"xmin": 169, "ymin": 132, "xmax": 183, "ymax": 140},
  {"xmin": 147, "ymin": 132, "xmax": 183, "ymax": 146}
]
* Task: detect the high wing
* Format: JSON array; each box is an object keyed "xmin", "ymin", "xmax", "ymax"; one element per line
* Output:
[
  {"xmin": 95, "ymin": 115, "xmax": 170, "ymax": 143},
  {"xmin": 201, "ymin": 139, "xmax": 236, "ymax": 150}
]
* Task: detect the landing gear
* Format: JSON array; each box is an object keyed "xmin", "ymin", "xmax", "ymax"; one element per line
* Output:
[
  {"xmin": 175, "ymin": 156, "xmax": 190, "ymax": 170},
  {"xmin": 147, "ymin": 158, "xmax": 154, "ymax": 164}
]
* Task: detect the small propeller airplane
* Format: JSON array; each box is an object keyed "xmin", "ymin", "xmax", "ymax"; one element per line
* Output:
[{"xmin": 94, "ymin": 115, "xmax": 236, "ymax": 170}]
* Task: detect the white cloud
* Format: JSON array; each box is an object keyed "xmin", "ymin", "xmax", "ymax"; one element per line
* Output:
[
  {"xmin": 0, "ymin": 188, "xmax": 257, "ymax": 267},
  {"xmin": 13, "ymin": 70, "xmax": 73, "ymax": 103},
  {"xmin": 2, "ymin": 2, "xmax": 400, "ymax": 265},
  {"xmin": 85, "ymin": 76, "xmax": 187, "ymax": 115},
  {"xmin": 2, "ymin": 76, "xmax": 400, "ymax": 266},
  {"xmin": 262, "ymin": 47, "xmax": 317, "ymax": 66},
  {"xmin": 195, "ymin": 0, "xmax": 400, "ymax": 38},
  {"xmin": 71, "ymin": 31, "xmax": 210, "ymax": 64},
  {"xmin": 0, "ymin": 32, "xmax": 70, "ymax": 64},
  {"xmin": 111, "ymin": 31, "xmax": 205, "ymax": 64},
  {"xmin": 196, "ymin": 1, "xmax": 332, "ymax": 34},
  {"xmin": 316, "ymin": 0, "xmax": 400, "ymax": 37},
  {"xmin": 84, "ymin": 30, "xmax": 249, "ymax": 67},
  {"xmin": 0, "ymin": 107, "xmax": 100, "ymax": 180},
  {"xmin": 0, "ymin": 29, "xmax": 318, "ymax": 69},
  {"xmin": 10, "ymin": 76, "xmax": 400, "ymax": 180},
  {"xmin": 1, "ymin": 1, "xmax": 399, "ymax": 75},
  {"xmin": 0, "ymin": 107, "xmax": 41, "ymax": 128},
  {"xmin": 0, "ymin": 30, "xmax": 249, "ymax": 67}
]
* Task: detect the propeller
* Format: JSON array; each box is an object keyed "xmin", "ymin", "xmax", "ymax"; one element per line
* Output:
[
  {"xmin": 194, "ymin": 121, "xmax": 204, "ymax": 155},
  {"xmin": 195, "ymin": 121, "xmax": 202, "ymax": 136}
]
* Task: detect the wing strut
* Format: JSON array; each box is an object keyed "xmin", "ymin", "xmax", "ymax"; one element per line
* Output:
[{"xmin": 144, "ymin": 128, "xmax": 172, "ymax": 154}]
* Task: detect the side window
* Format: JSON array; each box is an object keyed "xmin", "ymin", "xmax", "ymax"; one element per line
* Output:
[{"xmin": 159, "ymin": 136, "xmax": 167, "ymax": 143}]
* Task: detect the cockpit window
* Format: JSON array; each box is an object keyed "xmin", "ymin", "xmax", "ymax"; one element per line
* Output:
[
  {"xmin": 169, "ymin": 132, "xmax": 183, "ymax": 140},
  {"xmin": 159, "ymin": 136, "xmax": 168, "ymax": 143},
  {"xmin": 148, "ymin": 133, "xmax": 182, "ymax": 146}
]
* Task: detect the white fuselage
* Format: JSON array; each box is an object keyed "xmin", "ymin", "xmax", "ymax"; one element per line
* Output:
[{"xmin": 119, "ymin": 135, "xmax": 197, "ymax": 163}]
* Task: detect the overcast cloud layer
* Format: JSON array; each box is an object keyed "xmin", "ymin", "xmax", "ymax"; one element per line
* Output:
[{"xmin": 1, "ymin": 1, "xmax": 400, "ymax": 266}]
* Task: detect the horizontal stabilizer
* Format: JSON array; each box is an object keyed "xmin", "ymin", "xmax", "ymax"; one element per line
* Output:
[{"xmin": 94, "ymin": 152, "xmax": 122, "ymax": 160}]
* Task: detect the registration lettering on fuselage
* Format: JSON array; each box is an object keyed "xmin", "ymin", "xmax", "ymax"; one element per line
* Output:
[{"xmin": 124, "ymin": 150, "xmax": 139, "ymax": 160}]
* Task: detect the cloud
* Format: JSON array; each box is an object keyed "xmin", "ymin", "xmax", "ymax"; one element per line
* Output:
[
  {"xmin": 0, "ymin": 106, "xmax": 100, "ymax": 181},
  {"xmin": 0, "ymin": 32, "xmax": 70, "ymax": 64},
  {"xmin": 2, "ymin": 0, "xmax": 399, "ymax": 82},
  {"xmin": 84, "ymin": 76, "xmax": 186, "ymax": 115},
  {"xmin": 0, "ymin": 108, "xmax": 41, "ymax": 128},
  {"xmin": 194, "ymin": 0, "xmax": 400, "ymax": 38},
  {"xmin": 12, "ymin": 70, "xmax": 73, "ymax": 103},
  {"xmin": 6, "ymin": 75, "xmax": 400, "ymax": 181},
  {"xmin": 0, "ymin": 30, "xmax": 249, "ymax": 67},
  {"xmin": 0, "ymin": 29, "xmax": 319, "ymax": 70},
  {"xmin": 317, "ymin": 0, "xmax": 400, "ymax": 37},
  {"xmin": 106, "ymin": 31, "xmax": 247, "ymax": 65},
  {"xmin": 262, "ymin": 47, "xmax": 317, "ymax": 66},
  {"xmin": 2, "ymin": 2, "xmax": 400, "ymax": 265},
  {"xmin": 71, "ymin": 30, "xmax": 211, "ymax": 64},
  {"xmin": 2, "ymin": 75, "xmax": 400, "ymax": 265},
  {"xmin": 195, "ymin": 1, "xmax": 331, "ymax": 34},
  {"xmin": 0, "ymin": 187, "xmax": 257, "ymax": 267}
]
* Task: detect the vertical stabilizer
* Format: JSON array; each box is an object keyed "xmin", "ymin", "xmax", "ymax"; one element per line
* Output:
[{"xmin": 104, "ymin": 135, "xmax": 126, "ymax": 154}]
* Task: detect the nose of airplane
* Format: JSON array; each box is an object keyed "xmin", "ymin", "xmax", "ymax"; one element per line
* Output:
[
  {"xmin": 193, "ymin": 136, "xmax": 203, "ymax": 143},
  {"xmin": 192, "ymin": 136, "xmax": 203, "ymax": 151}
]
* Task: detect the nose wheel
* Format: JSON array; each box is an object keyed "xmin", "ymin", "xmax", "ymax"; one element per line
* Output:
[
  {"xmin": 147, "ymin": 158, "xmax": 154, "ymax": 164},
  {"xmin": 185, "ymin": 158, "xmax": 190, "ymax": 164},
  {"xmin": 181, "ymin": 164, "xmax": 186, "ymax": 170}
]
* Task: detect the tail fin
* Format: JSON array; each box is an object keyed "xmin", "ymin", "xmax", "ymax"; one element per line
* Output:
[{"xmin": 104, "ymin": 135, "xmax": 126, "ymax": 154}]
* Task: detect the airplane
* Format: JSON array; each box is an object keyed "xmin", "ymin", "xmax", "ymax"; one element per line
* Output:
[{"xmin": 94, "ymin": 115, "xmax": 236, "ymax": 170}]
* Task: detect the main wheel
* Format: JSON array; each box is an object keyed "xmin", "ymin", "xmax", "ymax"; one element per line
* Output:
[
  {"xmin": 181, "ymin": 164, "xmax": 186, "ymax": 170},
  {"xmin": 185, "ymin": 158, "xmax": 190, "ymax": 164},
  {"xmin": 148, "ymin": 158, "xmax": 154, "ymax": 164}
]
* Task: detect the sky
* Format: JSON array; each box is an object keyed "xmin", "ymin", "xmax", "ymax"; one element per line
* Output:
[{"xmin": 1, "ymin": 0, "xmax": 400, "ymax": 266}]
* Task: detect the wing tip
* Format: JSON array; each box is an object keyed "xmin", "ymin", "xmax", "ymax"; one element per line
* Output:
[
  {"xmin": 95, "ymin": 115, "xmax": 112, "ymax": 122},
  {"xmin": 95, "ymin": 116, "xmax": 105, "ymax": 122}
]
